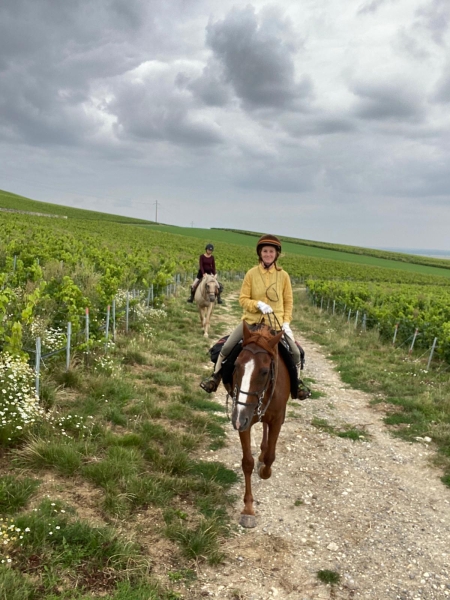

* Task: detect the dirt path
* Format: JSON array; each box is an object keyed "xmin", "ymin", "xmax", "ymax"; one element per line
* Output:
[{"xmin": 191, "ymin": 295, "xmax": 450, "ymax": 600}]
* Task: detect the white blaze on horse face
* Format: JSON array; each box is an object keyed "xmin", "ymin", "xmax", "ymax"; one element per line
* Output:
[{"xmin": 237, "ymin": 358, "xmax": 255, "ymax": 418}]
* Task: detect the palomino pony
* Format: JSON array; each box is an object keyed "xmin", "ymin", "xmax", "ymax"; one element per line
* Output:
[
  {"xmin": 194, "ymin": 274, "xmax": 219, "ymax": 337},
  {"xmin": 224, "ymin": 321, "xmax": 290, "ymax": 528}
]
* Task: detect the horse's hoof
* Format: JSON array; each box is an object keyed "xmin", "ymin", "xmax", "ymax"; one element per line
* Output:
[
  {"xmin": 258, "ymin": 465, "xmax": 271, "ymax": 480},
  {"xmin": 239, "ymin": 514, "xmax": 256, "ymax": 528}
]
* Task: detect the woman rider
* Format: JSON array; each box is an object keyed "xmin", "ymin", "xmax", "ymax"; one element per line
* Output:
[
  {"xmin": 187, "ymin": 243, "xmax": 223, "ymax": 304},
  {"xmin": 200, "ymin": 234, "xmax": 302, "ymax": 394}
]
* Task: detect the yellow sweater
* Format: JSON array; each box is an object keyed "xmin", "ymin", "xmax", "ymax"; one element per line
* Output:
[{"xmin": 239, "ymin": 263, "xmax": 293, "ymax": 325}]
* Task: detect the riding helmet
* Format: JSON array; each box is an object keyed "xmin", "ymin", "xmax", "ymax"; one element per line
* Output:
[
  {"xmin": 256, "ymin": 234, "xmax": 282, "ymax": 257},
  {"xmin": 205, "ymin": 243, "xmax": 214, "ymax": 251}
]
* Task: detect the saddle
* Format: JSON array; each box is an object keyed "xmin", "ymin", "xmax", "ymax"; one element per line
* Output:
[{"xmin": 208, "ymin": 334, "xmax": 310, "ymax": 400}]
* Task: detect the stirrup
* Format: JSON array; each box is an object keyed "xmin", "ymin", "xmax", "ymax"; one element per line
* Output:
[
  {"xmin": 297, "ymin": 379, "xmax": 311, "ymax": 401},
  {"xmin": 200, "ymin": 373, "xmax": 221, "ymax": 393}
]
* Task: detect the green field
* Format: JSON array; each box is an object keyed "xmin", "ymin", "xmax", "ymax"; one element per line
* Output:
[
  {"xmin": 2, "ymin": 188, "xmax": 450, "ymax": 279},
  {"xmin": 142, "ymin": 223, "xmax": 450, "ymax": 279}
]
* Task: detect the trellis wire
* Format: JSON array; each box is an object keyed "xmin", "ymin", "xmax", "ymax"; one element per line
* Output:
[
  {"xmin": 1, "ymin": 262, "xmax": 189, "ymax": 395},
  {"xmin": 307, "ymin": 290, "xmax": 447, "ymax": 372}
]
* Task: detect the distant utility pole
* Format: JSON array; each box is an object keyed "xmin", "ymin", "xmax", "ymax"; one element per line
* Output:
[
  {"xmin": 191, "ymin": 221, "xmax": 194, "ymax": 228},
  {"xmin": 154, "ymin": 200, "xmax": 159, "ymax": 224}
]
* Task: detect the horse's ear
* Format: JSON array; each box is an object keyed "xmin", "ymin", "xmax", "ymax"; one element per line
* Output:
[
  {"xmin": 268, "ymin": 330, "xmax": 284, "ymax": 349},
  {"xmin": 242, "ymin": 321, "xmax": 252, "ymax": 344}
]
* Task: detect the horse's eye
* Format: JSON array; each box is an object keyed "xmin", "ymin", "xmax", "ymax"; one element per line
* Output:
[{"xmin": 260, "ymin": 368, "xmax": 269, "ymax": 376}]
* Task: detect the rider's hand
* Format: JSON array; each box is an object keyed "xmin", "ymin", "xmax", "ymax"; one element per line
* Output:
[
  {"xmin": 257, "ymin": 301, "xmax": 273, "ymax": 315},
  {"xmin": 282, "ymin": 322, "xmax": 294, "ymax": 339}
]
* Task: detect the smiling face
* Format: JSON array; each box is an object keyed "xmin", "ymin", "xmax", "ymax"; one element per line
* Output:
[{"xmin": 260, "ymin": 245, "xmax": 277, "ymax": 265}]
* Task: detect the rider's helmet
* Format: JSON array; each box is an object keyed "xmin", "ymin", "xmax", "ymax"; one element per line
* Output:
[
  {"xmin": 205, "ymin": 243, "xmax": 214, "ymax": 251},
  {"xmin": 256, "ymin": 234, "xmax": 282, "ymax": 259}
]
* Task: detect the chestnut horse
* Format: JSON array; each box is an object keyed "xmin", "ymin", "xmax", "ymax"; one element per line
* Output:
[
  {"xmin": 194, "ymin": 274, "xmax": 219, "ymax": 337},
  {"xmin": 224, "ymin": 321, "xmax": 290, "ymax": 528}
]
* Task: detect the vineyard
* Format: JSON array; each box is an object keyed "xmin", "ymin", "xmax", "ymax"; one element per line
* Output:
[
  {"xmin": 217, "ymin": 227, "xmax": 450, "ymax": 272},
  {"xmin": 306, "ymin": 280, "xmax": 450, "ymax": 362},
  {"xmin": 1, "ymin": 189, "xmax": 450, "ymax": 598},
  {"xmin": 3, "ymin": 192, "xmax": 450, "ymax": 361}
]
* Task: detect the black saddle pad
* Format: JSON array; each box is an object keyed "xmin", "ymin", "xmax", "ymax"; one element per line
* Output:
[{"xmin": 208, "ymin": 333, "xmax": 305, "ymax": 393}]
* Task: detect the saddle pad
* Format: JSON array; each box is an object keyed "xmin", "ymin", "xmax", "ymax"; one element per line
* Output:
[{"xmin": 208, "ymin": 335, "xmax": 305, "ymax": 392}]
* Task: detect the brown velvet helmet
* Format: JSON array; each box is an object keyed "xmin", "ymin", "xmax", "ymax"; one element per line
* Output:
[{"xmin": 256, "ymin": 234, "xmax": 282, "ymax": 258}]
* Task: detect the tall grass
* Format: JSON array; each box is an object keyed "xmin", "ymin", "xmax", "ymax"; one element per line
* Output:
[{"xmin": 3, "ymin": 291, "xmax": 237, "ymax": 597}]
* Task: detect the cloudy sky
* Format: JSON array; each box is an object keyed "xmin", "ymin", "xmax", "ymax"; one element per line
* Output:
[{"xmin": 1, "ymin": 0, "xmax": 450, "ymax": 250}]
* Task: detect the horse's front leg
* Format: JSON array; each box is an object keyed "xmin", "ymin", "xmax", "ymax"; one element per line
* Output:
[
  {"xmin": 257, "ymin": 422, "xmax": 269, "ymax": 470},
  {"xmin": 204, "ymin": 304, "xmax": 213, "ymax": 337},
  {"xmin": 239, "ymin": 429, "xmax": 256, "ymax": 528},
  {"xmin": 258, "ymin": 419, "xmax": 283, "ymax": 481}
]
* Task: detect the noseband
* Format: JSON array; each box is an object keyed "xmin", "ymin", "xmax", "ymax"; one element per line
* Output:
[{"xmin": 229, "ymin": 346, "xmax": 276, "ymax": 422}]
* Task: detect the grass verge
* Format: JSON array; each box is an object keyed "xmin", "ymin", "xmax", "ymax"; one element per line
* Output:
[{"xmin": 1, "ymin": 291, "xmax": 238, "ymax": 598}]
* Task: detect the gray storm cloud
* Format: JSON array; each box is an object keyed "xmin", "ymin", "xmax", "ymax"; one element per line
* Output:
[
  {"xmin": 351, "ymin": 81, "xmax": 425, "ymax": 122},
  {"xmin": 204, "ymin": 5, "xmax": 313, "ymax": 110}
]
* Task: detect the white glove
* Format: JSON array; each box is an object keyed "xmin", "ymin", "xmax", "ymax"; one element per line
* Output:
[
  {"xmin": 282, "ymin": 322, "xmax": 294, "ymax": 339},
  {"xmin": 257, "ymin": 301, "xmax": 273, "ymax": 315}
]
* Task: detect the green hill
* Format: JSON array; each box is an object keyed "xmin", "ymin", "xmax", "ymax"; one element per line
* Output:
[
  {"xmin": 2, "ymin": 188, "xmax": 450, "ymax": 281},
  {"xmin": 0, "ymin": 189, "xmax": 155, "ymax": 225}
]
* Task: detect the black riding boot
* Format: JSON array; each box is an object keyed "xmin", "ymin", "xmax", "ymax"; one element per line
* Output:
[
  {"xmin": 278, "ymin": 342, "xmax": 311, "ymax": 400},
  {"xmin": 186, "ymin": 287, "xmax": 195, "ymax": 303},
  {"xmin": 297, "ymin": 378, "xmax": 311, "ymax": 400},
  {"xmin": 200, "ymin": 371, "xmax": 222, "ymax": 393},
  {"xmin": 217, "ymin": 283, "xmax": 224, "ymax": 304}
]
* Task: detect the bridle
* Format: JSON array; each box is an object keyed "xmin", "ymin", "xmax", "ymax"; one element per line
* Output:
[
  {"xmin": 228, "ymin": 345, "xmax": 277, "ymax": 422},
  {"xmin": 202, "ymin": 277, "xmax": 218, "ymax": 301}
]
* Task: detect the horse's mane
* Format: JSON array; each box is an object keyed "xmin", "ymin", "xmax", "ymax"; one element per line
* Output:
[{"xmin": 244, "ymin": 324, "xmax": 278, "ymax": 357}]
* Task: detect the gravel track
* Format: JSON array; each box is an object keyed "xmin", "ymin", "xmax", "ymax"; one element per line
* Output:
[{"xmin": 189, "ymin": 299, "xmax": 450, "ymax": 600}]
